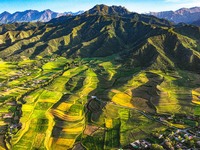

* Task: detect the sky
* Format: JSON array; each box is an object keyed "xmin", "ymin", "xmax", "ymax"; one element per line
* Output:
[{"xmin": 0, "ymin": 0, "xmax": 200, "ymax": 13}]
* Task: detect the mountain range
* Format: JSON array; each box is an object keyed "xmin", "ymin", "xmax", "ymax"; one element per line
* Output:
[
  {"xmin": 1, "ymin": 6, "xmax": 200, "ymax": 26},
  {"xmin": 149, "ymin": 7, "xmax": 200, "ymax": 25},
  {"xmin": 0, "ymin": 4, "xmax": 199, "ymax": 73},
  {"xmin": 0, "ymin": 4, "xmax": 200, "ymax": 150},
  {"xmin": 0, "ymin": 9, "xmax": 84, "ymax": 24}
]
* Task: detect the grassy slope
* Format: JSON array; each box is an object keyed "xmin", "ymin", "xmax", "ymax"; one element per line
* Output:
[{"xmin": 0, "ymin": 11, "xmax": 199, "ymax": 150}]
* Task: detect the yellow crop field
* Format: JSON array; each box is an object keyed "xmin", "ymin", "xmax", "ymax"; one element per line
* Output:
[
  {"xmin": 112, "ymin": 93, "xmax": 133, "ymax": 108},
  {"xmin": 57, "ymin": 102, "xmax": 73, "ymax": 111},
  {"xmin": 51, "ymin": 109, "xmax": 84, "ymax": 121},
  {"xmin": 105, "ymin": 118, "xmax": 113, "ymax": 128},
  {"xmin": 62, "ymin": 126, "xmax": 84, "ymax": 133},
  {"xmin": 55, "ymin": 138, "xmax": 75, "ymax": 148}
]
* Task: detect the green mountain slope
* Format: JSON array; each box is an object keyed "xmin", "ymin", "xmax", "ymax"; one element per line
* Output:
[
  {"xmin": 0, "ymin": 11, "xmax": 199, "ymax": 73},
  {"xmin": 0, "ymin": 4, "xmax": 200, "ymax": 150}
]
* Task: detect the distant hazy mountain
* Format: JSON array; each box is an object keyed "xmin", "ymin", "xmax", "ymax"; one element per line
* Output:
[
  {"xmin": 0, "ymin": 9, "xmax": 84, "ymax": 24},
  {"xmin": 148, "ymin": 7, "xmax": 200, "ymax": 24},
  {"xmin": 192, "ymin": 19, "xmax": 200, "ymax": 26},
  {"xmin": 64, "ymin": 11, "xmax": 84, "ymax": 16}
]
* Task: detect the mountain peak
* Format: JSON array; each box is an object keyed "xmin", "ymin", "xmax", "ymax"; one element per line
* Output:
[
  {"xmin": 0, "ymin": 11, "xmax": 11, "ymax": 16},
  {"xmin": 44, "ymin": 9, "xmax": 54, "ymax": 12},
  {"xmin": 84, "ymin": 4, "xmax": 130, "ymax": 16},
  {"xmin": 148, "ymin": 6, "xmax": 200, "ymax": 24},
  {"xmin": 176, "ymin": 7, "xmax": 200, "ymax": 13},
  {"xmin": 1, "ymin": 11, "xmax": 10, "ymax": 14},
  {"xmin": 23, "ymin": 10, "xmax": 39, "ymax": 13},
  {"xmin": 175, "ymin": 7, "xmax": 200, "ymax": 15}
]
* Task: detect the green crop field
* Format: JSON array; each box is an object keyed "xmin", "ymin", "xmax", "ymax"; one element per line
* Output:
[
  {"xmin": 0, "ymin": 4, "xmax": 200, "ymax": 150},
  {"xmin": 0, "ymin": 56, "xmax": 200, "ymax": 149}
]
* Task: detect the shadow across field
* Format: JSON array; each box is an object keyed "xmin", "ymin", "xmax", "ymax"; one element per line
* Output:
[
  {"xmin": 171, "ymin": 71, "xmax": 194, "ymax": 114},
  {"xmin": 131, "ymin": 72, "xmax": 164, "ymax": 112},
  {"xmin": 50, "ymin": 70, "xmax": 86, "ymax": 141}
]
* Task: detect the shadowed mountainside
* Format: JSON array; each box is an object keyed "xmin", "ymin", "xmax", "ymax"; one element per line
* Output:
[
  {"xmin": 0, "ymin": 5, "xmax": 200, "ymax": 150},
  {"xmin": 0, "ymin": 5, "xmax": 199, "ymax": 73}
]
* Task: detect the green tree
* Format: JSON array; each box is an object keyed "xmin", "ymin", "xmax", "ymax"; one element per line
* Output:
[
  {"xmin": 151, "ymin": 144, "xmax": 164, "ymax": 150},
  {"xmin": 189, "ymin": 140, "xmax": 195, "ymax": 147}
]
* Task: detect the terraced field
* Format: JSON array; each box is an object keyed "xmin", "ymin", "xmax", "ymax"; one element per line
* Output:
[
  {"xmin": 0, "ymin": 4, "xmax": 200, "ymax": 150},
  {"xmin": 0, "ymin": 56, "xmax": 200, "ymax": 150},
  {"xmin": 0, "ymin": 57, "xmax": 69, "ymax": 149}
]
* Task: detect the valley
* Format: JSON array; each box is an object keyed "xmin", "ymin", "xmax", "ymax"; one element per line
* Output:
[
  {"xmin": 0, "ymin": 4, "xmax": 200, "ymax": 150},
  {"xmin": 0, "ymin": 56, "xmax": 200, "ymax": 149}
]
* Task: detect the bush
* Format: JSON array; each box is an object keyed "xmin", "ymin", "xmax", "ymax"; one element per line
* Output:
[{"xmin": 151, "ymin": 144, "xmax": 164, "ymax": 150}]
